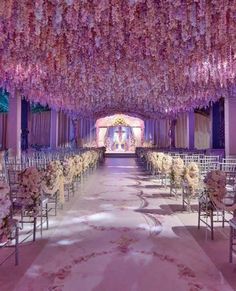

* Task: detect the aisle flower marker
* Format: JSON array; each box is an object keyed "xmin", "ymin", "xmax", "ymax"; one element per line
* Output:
[
  {"xmin": 0, "ymin": 181, "xmax": 12, "ymax": 243},
  {"xmin": 183, "ymin": 162, "xmax": 200, "ymax": 211},
  {"xmin": 170, "ymin": 157, "xmax": 185, "ymax": 197},
  {"xmin": 18, "ymin": 167, "xmax": 42, "ymax": 216},
  {"xmin": 204, "ymin": 170, "xmax": 236, "ymax": 212}
]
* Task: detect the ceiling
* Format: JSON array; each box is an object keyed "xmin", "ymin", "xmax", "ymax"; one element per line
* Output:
[{"xmin": 0, "ymin": 1, "xmax": 235, "ymax": 118}]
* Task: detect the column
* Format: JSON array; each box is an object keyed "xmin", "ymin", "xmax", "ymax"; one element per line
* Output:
[
  {"xmin": 170, "ymin": 119, "xmax": 177, "ymax": 148},
  {"xmin": 212, "ymin": 98, "xmax": 225, "ymax": 149},
  {"xmin": 69, "ymin": 116, "xmax": 74, "ymax": 143},
  {"xmin": 7, "ymin": 94, "xmax": 22, "ymax": 157},
  {"xmin": 187, "ymin": 111, "xmax": 195, "ymax": 149},
  {"xmin": 225, "ymin": 96, "xmax": 236, "ymax": 156},
  {"xmin": 21, "ymin": 99, "xmax": 29, "ymax": 151},
  {"xmin": 50, "ymin": 109, "xmax": 59, "ymax": 149}
]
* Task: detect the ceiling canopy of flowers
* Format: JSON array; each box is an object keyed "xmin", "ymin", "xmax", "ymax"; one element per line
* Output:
[{"xmin": 0, "ymin": 0, "xmax": 235, "ymax": 118}]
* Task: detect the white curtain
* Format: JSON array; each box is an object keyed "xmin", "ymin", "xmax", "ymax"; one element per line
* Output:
[
  {"xmin": 58, "ymin": 111, "xmax": 70, "ymax": 146},
  {"xmin": 144, "ymin": 119, "xmax": 170, "ymax": 148},
  {"xmin": 175, "ymin": 113, "xmax": 188, "ymax": 148},
  {"xmin": 195, "ymin": 113, "xmax": 211, "ymax": 149}
]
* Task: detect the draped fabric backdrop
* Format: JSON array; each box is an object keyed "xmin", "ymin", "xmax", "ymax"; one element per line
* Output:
[
  {"xmin": 58, "ymin": 111, "xmax": 70, "ymax": 147},
  {"xmin": 144, "ymin": 119, "xmax": 170, "ymax": 148},
  {"xmin": 175, "ymin": 112, "xmax": 211, "ymax": 149},
  {"xmin": 75, "ymin": 118, "xmax": 96, "ymax": 146},
  {"xmin": 29, "ymin": 111, "xmax": 51, "ymax": 147},
  {"xmin": 175, "ymin": 113, "xmax": 188, "ymax": 148},
  {"xmin": 156, "ymin": 119, "xmax": 170, "ymax": 148},
  {"xmin": 194, "ymin": 113, "xmax": 211, "ymax": 149},
  {"xmin": 0, "ymin": 113, "xmax": 7, "ymax": 150},
  {"xmin": 0, "ymin": 111, "xmax": 211, "ymax": 150}
]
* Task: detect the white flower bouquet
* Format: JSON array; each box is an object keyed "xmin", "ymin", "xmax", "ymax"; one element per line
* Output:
[
  {"xmin": 73, "ymin": 155, "xmax": 83, "ymax": 177},
  {"xmin": 18, "ymin": 167, "xmax": 42, "ymax": 215},
  {"xmin": 184, "ymin": 162, "xmax": 200, "ymax": 196},
  {"xmin": 162, "ymin": 155, "xmax": 173, "ymax": 174},
  {"xmin": 170, "ymin": 157, "xmax": 185, "ymax": 187},
  {"xmin": 153, "ymin": 152, "xmax": 165, "ymax": 172},
  {"xmin": 62, "ymin": 157, "xmax": 75, "ymax": 183},
  {"xmin": 205, "ymin": 170, "xmax": 227, "ymax": 200}
]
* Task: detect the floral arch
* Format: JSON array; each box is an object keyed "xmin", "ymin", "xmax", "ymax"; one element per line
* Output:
[{"xmin": 95, "ymin": 114, "xmax": 144, "ymax": 153}]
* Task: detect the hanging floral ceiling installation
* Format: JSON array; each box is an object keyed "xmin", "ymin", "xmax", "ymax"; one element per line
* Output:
[{"xmin": 0, "ymin": 1, "xmax": 236, "ymax": 118}]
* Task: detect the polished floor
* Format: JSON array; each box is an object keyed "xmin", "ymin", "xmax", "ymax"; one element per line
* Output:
[{"xmin": 1, "ymin": 158, "xmax": 235, "ymax": 291}]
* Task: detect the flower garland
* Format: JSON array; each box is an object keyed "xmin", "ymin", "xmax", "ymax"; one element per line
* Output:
[{"xmin": 0, "ymin": 181, "xmax": 11, "ymax": 242}]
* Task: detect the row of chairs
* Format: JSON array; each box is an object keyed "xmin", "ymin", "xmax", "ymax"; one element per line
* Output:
[
  {"xmin": 137, "ymin": 148, "xmax": 236, "ymax": 262},
  {"xmin": 0, "ymin": 147, "xmax": 105, "ymax": 265}
]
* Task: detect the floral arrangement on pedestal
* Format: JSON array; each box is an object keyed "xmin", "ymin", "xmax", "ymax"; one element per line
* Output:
[
  {"xmin": 18, "ymin": 167, "xmax": 42, "ymax": 215},
  {"xmin": 161, "ymin": 155, "xmax": 173, "ymax": 175},
  {"xmin": 170, "ymin": 157, "xmax": 185, "ymax": 187},
  {"xmin": 0, "ymin": 181, "xmax": 11, "ymax": 243}
]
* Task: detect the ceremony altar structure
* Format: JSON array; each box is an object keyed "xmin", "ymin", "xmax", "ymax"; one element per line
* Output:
[{"xmin": 95, "ymin": 114, "xmax": 144, "ymax": 153}]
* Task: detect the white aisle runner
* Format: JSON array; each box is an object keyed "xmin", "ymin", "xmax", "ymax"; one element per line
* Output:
[{"xmin": 7, "ymin": 158, "xmax": 233, "ymax": 290}]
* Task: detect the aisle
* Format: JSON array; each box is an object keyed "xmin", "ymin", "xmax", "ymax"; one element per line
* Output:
[{"xmin": 4, "ymin": 158, "xmax": 234, "ymax": 290}]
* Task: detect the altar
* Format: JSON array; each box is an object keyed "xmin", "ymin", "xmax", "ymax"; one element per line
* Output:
[{"xmin": 95, "ymin": 114, "xmax": 144, "ymax": 153}]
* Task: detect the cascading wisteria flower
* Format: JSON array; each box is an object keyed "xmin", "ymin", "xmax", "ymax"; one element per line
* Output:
[{"xmin": 0, "ymin": 1, "xmax": 235, "ymax": 118}]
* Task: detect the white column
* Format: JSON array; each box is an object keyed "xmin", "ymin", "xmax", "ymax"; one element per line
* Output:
[
  {"xmin": 50, "ymin": 110, "xmax": 59, "ymax": 149},
  {"xmin": 225, "ymin": 97, "xmax": 236, "ymax": 156},
  {"xmin": 187, "ymin": 111, "xmax": 195, "ymax": 149},
  {"xmin": 7, "ymin": 94, "xmax": 22, "ymax": 157}
]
